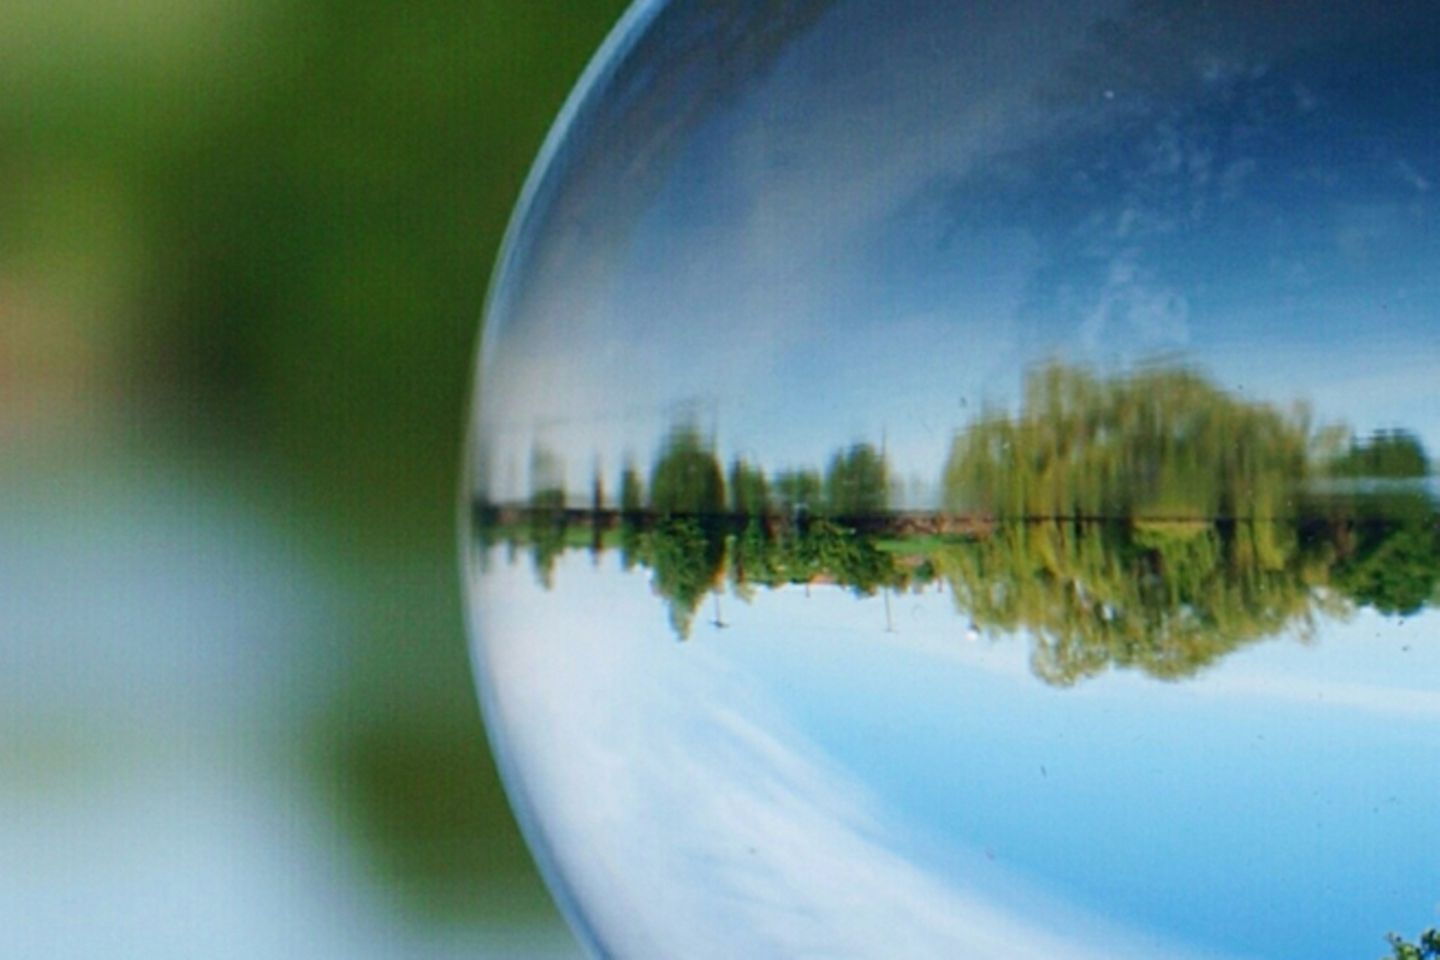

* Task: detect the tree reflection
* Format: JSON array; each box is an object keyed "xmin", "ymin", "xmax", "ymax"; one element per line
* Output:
[
  {"xmin": 933, "ymin": 519, "xmax": 1342, "ymax": 685},
  {"xmin": 526, "ymin": 445, "xmax": 568, "ymax": 588},
  {"xmin": 476, "ymin": 363, "xmax": 1438, "ymax": 675},
  {"xmin": 649, "ymin": 425, "xmax": 725, "ymax": 517},
  {"xmin": 1332, "ymin": 511, "xmax": 1440, "ymax": 616}
]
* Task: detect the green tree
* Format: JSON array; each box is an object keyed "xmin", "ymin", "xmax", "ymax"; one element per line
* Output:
[
  {"xmin": 1330, "ymin": 429, "xmax": 1431, "ymax": 478},
  {"xmin": 823, "ymin": 443, "xmax": 890, "ymax": 518},
  {"xmin": 803, "ymin": 520, "xmax": 901, "ymax": 595},
  {"xmin": 943, "ymin": 362, "xmax": 1315, "ymax": 520},
  {"xmin": 774, "ymin": 468, "xmax": 823, "ymax": 518},
  {"xmin": 523, "ymin": 445, "xmax": 568, "ymax": 586},
  {"xmin": 933, "ymin": 518, "xmax": 1340, "ymax": 685},
  {"xmin": 729, "ymin": 458, "xmax": 772, "ymax": 516},
  {"xmin": 649, "ymin": 426, "xmax": 724, "ymax": 517},
  {"xmin": 648, "ymin": 518, "xmax": 726, "ymax": 638},
  {"xmin": 1385, "ymin": 928, "xmax": 1440, "ymax": 960},
  {"xmin": 728, "ymin": 518, "xmax": 775, "ymax": 601},
  {"xmin": 620, "ymin": 462, "xmax": 645, "ymax": 518},
  {"xmin": 588, "ymin": 464, "xmax": 607, "ymax": 562},
  {"xmin": 528, "ymin": 445, "xmax": 565, "ymax": 505},
  {"xmin": 527, "ymin": 485, "xmax": 567, "ymax": 589},
  {"xmin": 1333, "ymin": 519, "xmax": 1440, "ymax": 616},
  {"xmin": 618, "ymin": 460, "xmax": 645, "ymax": 569}
]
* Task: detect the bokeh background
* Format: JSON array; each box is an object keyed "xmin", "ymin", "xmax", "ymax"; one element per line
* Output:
[{"xmin": 2, "ymin": 1, "xmax": 627, "ymax": 955}]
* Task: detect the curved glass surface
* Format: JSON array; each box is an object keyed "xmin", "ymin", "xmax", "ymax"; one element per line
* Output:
[{"xmin": 464, "ymin": 2, "xmax": 1440, "ymax": 957}]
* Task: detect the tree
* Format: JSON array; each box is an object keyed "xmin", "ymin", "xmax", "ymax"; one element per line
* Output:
[
  {"xmin": 649, "ymin": 425, "xmax": 724, "ymax": 517},
  {"xmin": 648, "ymin": 518, "xmax": 725, "ymax": 639},
  {"xmin": 1330, "ymin": 429, "xmax": 1431, "ymax": 478},
  {"xmin": 729, "ymin": 458, "xmax": 771, "ymax": 516},
  {"xmin": 774, "ymin": 468, "xmax": 823, "ymax": 519},
  {"xmin": 1385, "ymin": 929, "xmax": 1440, "ymax": 960},
  {"xmin": 528, "ymin": 445, "xmax": 566, "ymax": 506},
  {"xmin": 823, "ymin": 443, "xmax": 890, "ymax": 518},
  {"xmin": 618, "ymin": 460, "xmax": 645, "ymax": 569},
  {"xmin": 932, "ymin": 518, "xmax": 1339, "ymax": 685},
  {"xmin": 620, "ymin": 461, "xmax": 645, "ymax": 518},
  {"xmin": 1334, "ymin": 519, "xmax": 1440, "ymax": 616},
  {"xmin": 588, "ymin": 463, "xmax": 606, "ymax": 562},
  {"xmin": 942, "ymin": 362, "xmax": 1316, "ymax": 520}
]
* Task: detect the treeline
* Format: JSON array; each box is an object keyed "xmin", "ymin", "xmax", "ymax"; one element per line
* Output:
[
  {"xmin": 508, "ymin": 363, "xmax": 1430, "ymax": 525},
  {"xmin": 1328, "ymin": 429, "xmax": 1431, "ymax": 479},
  {"xmin": 478, "ymin": 510, "xmax": 915, "ymax": 639},
  {"xmin": 942, "ymin": 363, "xmax": 1431, "ymax": 520},
  {"xmin": 576, "ymin": 424, "xmax": 895, "ymax": 522},
  {"xmin": 474, "ymin": 496, "xmax": 1440, "ymax": 678},
  {"xmin": 473, "ymin": 361, "xmax": 1439, "ymax": 678},
  {"xmin": 494, "ymin": 425, "xmax": 900, "ymax": 635}
]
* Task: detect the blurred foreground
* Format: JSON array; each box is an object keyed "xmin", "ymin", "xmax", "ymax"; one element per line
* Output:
[{"xmin": 1, "ymin": 0, "xmax": 626, "ymax": 955}]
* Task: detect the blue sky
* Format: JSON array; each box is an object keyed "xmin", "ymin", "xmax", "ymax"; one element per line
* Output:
[
  {"xmin": 471, "ymin": 547, "xmax": 1440, "ymax": 958},
  {"xmin": 474, "ymin": 0, "xmax": 1440, "ymax": 503}
]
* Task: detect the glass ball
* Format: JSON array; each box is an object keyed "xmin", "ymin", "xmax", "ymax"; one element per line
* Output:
[{"xmin": 464, "ymin": 2, "xmax": 1440, "ymax": 957}]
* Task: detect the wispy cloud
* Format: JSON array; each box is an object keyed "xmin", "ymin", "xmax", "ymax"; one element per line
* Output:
[
  {"xmin": 473, "ymin": 555, "xmax": 1233, "ymax": 960},
  {"xmin": 1197, "ymin": 672, "xmax": 1440, "ymax": 722},
  {"xmin": 1080, "ymin": 249, "xmax": 1191, "ymax": 349}
]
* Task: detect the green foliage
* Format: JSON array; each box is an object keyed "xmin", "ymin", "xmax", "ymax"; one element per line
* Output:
[
  {"xmin": 933, "ymin": 519, "xmax": 1339, "ymax": 685},
  {"xmin": 620, "ymin": 463, "xmax": 645, "ymax": 517},
  {"xmin": 526, "ymin": 486, "xmax": 567, "ymax": 588},
  {"xmin": 529, "ymin": 446, "xmax": 565, "ymax": 501},
  {"xmin": 485, "ymin": 491, "xmax": 1440, "ymax": 659},
  {"xmin": 486, "ymin": 379, "xmax": 1440, "ymax": 658},
  {"xmin": 1332, "ymin": 430, "xmax": 1431, "ymax": 478},
  {"xmin": 802, "ymin": 520, "xmax": 903, "ymax": 595},
  {"xmin": 823, "ymin": 443, "xmax": 890, "ymax": 517},
  {"xmin": 729, "ymin": 518, "xmax": 778, "ymax": 600},
  {"xmin": 1335, "ymin": 520, "xmax": 1440, "ymax": 616},
  {"xmin": 649, "ymin": 426, "xmax": 725, "ymax": 517},
  {"xmin": 619, "ymin": 461, "xmax": 645, "ymax": 568},
  {"xmin": 1385, "ymin": 929, "xmax": 1440, "ymax": 960},
  {"xmin": 138, "ymin": 0, "xmax": 630, "ymax": 518},
  {"xmin": 730, "ymin": 458, "xmax": 772, "ymax": 516},
  {"xmin": 943, "ymin": 362, "xmax": 1314, "ymax": 520},
  {"xmin": 774, "ymin": 468, "xmax": 823, "ymax": 516},
  {"xmin": 647, "ymin": 518, "xmax": 726, "ymax": 639}
]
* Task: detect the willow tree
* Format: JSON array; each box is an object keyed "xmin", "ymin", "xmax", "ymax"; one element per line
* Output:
[
  {"xmin": 933, "ymin": 519, "xmax": 1341, "ymax": 686},
  {"xmin": 942, "ymin": 363, "xmax": 1316, "ymax": 520}
]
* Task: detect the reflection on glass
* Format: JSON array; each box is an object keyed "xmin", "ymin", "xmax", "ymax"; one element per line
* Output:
[{"xmin": 465, "ymin": 1, "xmax": 1440, "ymax": 957}]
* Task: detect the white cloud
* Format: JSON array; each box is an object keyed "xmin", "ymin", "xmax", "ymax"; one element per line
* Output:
[
  {"xmin": 471, "ymin": 555, "xmax": 1232, "ymax": 960},
  {"xmin": 473, "ymin": 4, "xmax": 1106, "ymax": 501},
  {"xmin": 1080, "ymin": 249, "xmax": 1191, "ymax": 349},
  {"xmin": 1199, "ymin": 672, "xmax": 1440, "ymax": 722},
  {"xmin": 1395, "ymin": 159, "xmax": 1432, "ymax": 194}
]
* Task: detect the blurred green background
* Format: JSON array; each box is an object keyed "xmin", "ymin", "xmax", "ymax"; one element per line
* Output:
[{"xmin": 1, "ymin": 1, "xmax": 627, "ymax": 955}]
